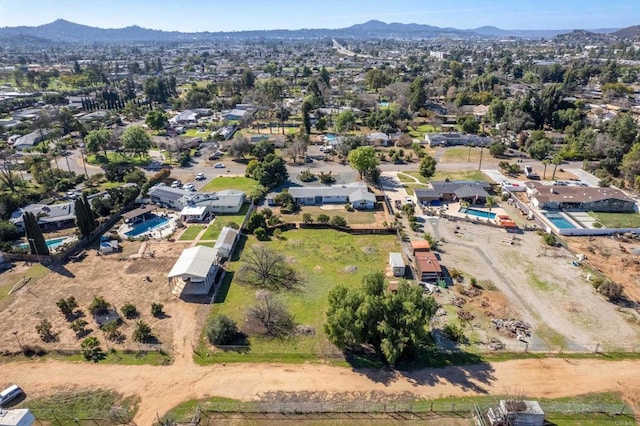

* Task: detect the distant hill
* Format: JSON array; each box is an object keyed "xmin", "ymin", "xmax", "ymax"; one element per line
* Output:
[
  {"xmin": 0, "ymin": 19, "xmax": 630, "ymax": 43},
  {"xmin": 613, "ymin": 25, "xmax": 640, "ymax": 38}
]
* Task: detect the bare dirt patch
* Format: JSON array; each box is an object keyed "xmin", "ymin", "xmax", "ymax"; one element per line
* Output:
[{"xmin": 0, "ymin": 241, "xmax": 194, "ymax": 354}]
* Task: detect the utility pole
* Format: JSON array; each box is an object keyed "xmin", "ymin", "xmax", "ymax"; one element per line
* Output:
[{"xmin": 478, "ymin": 146, "xmax": 484, "ymax": 171}]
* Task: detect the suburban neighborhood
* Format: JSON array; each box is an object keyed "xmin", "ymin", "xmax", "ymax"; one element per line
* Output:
[{"xmin": 0, "ymin": 5, "xmax": 640, "ymax": 425}]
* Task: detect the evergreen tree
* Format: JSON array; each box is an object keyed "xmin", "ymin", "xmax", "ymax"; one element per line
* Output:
[{"xmin": 23, "ymin": 212, "xmax": 49, "ymax": 256}]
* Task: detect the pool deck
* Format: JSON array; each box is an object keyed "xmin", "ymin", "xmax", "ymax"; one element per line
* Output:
[
  {"xmin": 436, "ymin": 202, "xmax": 509, "ymax": 225},
  {"xmin": 118, "ymin": 214, "xmax": 179, "ymax": 240}
]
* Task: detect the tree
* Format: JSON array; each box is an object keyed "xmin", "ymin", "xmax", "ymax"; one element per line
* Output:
[
  {"xmin": 85, "ymin": 128, "xmax": 112, "ymax": 158},
  {"xmin": 121, "ymin": 302, "xmax": 138, "ymax": 319},
  {"xmin": 75, "ymin": 196, "xmax": 97, "ymax": 237},
  {"xmin": 551, "ymin": 153, "xmax": 563, "ymax": 180},
  {"xmin": 81, "ymin": 337, "xmax": 104, "ymax": 362},
  {"xmin": 528, "ymin": 137, "xmax": 552, "ymax": 161},
  {"xmin": 121, "ymin": 126, "xmax": 152, "ymax": 157},
  {"xmin": 132, "ymin": 321, "xmax": 153, "ymax": 343},
  {"xmin": 229, "ymin": 135, "xmax": 253, "ymax": 160},
  {"xmin": 325, "ymin": 272, "xmax": 437, "ymax": 366},
  {"xmin": 330, "ymin": 215, "xmax": 347, "ymax": 227},
  {"xmin": 70, "ymin": 319, "xmax": 89, "ymax": 338},
  {"xmin": 206, "ymin": 315, "xmax": 239, "ymax": 345},
  {"xmin": 89, "ymin": 296, "xmax": 111, "ymax": 315},
  {"xmin": 252, "ymin": 139, "xmax": 275, "ymax": 161},
  {"xmin": 36, "ymin": 319, "xmax": 55, "ymax": 342},
  {"xmin": 276, "ymin": 105, "xmax": 290, "ymax": 135},
  {"xmin": 334, "ymin": 110, "xmax": 356, "ymax": 133},
  {"xmin": 408, "ymin": 76, "xmax": 427, "ymax": 112},
  {"xmin": 302, "ymin": 213, "xmax": 313, "ymax": 224},
  {"xmin": 102, "ymin": 320, "xmax": 123, "ymax": 342},
  {"xmin": 364, "ymin": 69, "xmax": 391, "ymax": 91},
  {"xmin": 348, "ymin": 146, "xmax": 379, "ymax": 180},
  {"xmin": 621, "ymin": 143, "xmax": 640, "ymax": 187},
  {"xmin": 418, "ymin": 154, "xmax": 437, "ymax": 180},
  {"xmin": 151, "ymin": 302, "xmax": 164, "ymax": 317},
  {"xmin": 252, "ymin": 154, "xmax": 288, "ymax": 189},
  {"xmin": 458, "ymin": 116, "xmax": 479, "ymax": 134},
  {"xmin": 145, "ymin": 110, "xmax": 168, "ymax": 132},
  {"xmin": 485, "ymin": 195, "xmax": 496, "ymax": 212},
  {"xmin": 489, "ymin": 143, "xmax": 506, "ymax": 157},
  {"xmin": 237, "ymin": 245, "xmax": 301, "ymax": 291},
  {"xmin": 56, "ymin": 296, "xmax": 78, "ymax": 319},
  {"xmin": 246, "ymin": 212, "xmax": 267, "ymax": 233},
  {"xmin": 315, "ymin": 116, "xmax": 327, "ymax": 133},
  {"xmin": 23, "ymin": 212, "xmax": 49, "ymax": 256},
  {"xmin": 246, "ymin": 291, "xmax": 294, "ymax": 337}
]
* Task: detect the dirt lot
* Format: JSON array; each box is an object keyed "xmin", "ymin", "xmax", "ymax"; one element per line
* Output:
[
  {"xmin": 567, "ymin": 235, "xmax": 640, "ymax": 303},
  {"xmin": 422, "ymin": 218, "xmax": 640, "ymax": 351},
  {"xmin": 0, "ymin": 241, "xmax": 199, "ymax": 354}
]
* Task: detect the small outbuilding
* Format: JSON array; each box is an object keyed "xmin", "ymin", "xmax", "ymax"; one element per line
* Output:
[
  {"xmin": 487, "ymin": 400, "xmax": 545, "ymax": 426},
  {"xmin": 0, "ymin": 408, "xmax": 36, "ymax": 426},
  {"xmin": 388, "ymin": 252, "xmax": 405, "ymax": 277},
  {"xmin": 213, "ymin": 226, "xmax": 239, "ymax": 259},
  {"xmin": 167, "ymin": 245, "xmax": 219, "ymax": 298}
]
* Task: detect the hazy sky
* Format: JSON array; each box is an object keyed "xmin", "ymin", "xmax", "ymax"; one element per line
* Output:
[{"xmin": 0, "ymin": 0, "xmax": 638, "ymax": 31}]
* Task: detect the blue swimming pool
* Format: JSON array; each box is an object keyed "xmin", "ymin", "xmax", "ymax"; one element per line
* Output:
[
  {"xmin": 324, "ymin": 134, "xmax": 337, "ymax": 141},
  {"xmin": 459, "ymin": 207, "xmax": 497, "ymax": 220},
  {"xmin": 125, "ymin": 216, "xmax": 169, "ymax": 237},
  {"xmin": 19, "ymin": 237, "xmax": 69, "ymax": 250},
  {"xmin": 543, "ymin": 212, "xmax": 576, "ymax": 229}
]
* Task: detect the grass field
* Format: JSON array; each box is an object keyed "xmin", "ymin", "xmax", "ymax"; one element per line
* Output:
[
  {"xmin": 178, "ymin": 225, "xmax": 205, "ymax": 241},
  {"xmin": 403, "ymin": 183, "xmax": 428, "ymax": 196},
  {"xmin": 432, "ymin": 170, "xmax": 491, "ymax": 182},
  {"xmin": 281, "ymin": 206, "xmax": 377, "ymax": 225},
  {"xmin": 19, "ymin": 390, "xmax": 138, "ymax": 424},
  {"xmin": 196, "ymin": 229, "xmax": 400, "ymax": 363},
  {"xmin": 588, "ymin": 212, "xmax": 640, "ymax": 228},
  {"xmin": 199, "ymin": 203, "xmax": 250, "ymax": 241},
  {"xmin": 440, "ymin": 147, "xmax": 485, "ymax": 163},
  {"xmin": 408, "ymin": 124, "xmax": 440, "ymax": 139},
  {"xmin": 200, "ymin": 176, "xmax": 258, "ymax": 194},
  {"xmin": 87, "ymin": 152, "xmax": 151, "ymax": 167},
  {"xmin": 182, "ymin": 129, "xmax": 210, "ymax": 138}
]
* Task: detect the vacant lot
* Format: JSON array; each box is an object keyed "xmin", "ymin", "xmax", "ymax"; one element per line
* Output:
[
  {"xmin": 200, "ymin": 176, "xmax": 258, "ymax": 194},
  {"xmin": 422, "ymin": 219, "xmax": 640, "ymax": 352},
  {"xmin": 0, "ymin": 241, "xmax": 195, "ymax": 355},
  {"xmin": 198, "ymin": 229, "xmax": 400, "ymax": 362}
]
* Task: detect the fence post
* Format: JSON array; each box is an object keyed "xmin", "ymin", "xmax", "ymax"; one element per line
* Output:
[
  {"xmin": 594, "ymin": 342, "xmax": 599, "ymax": 353},
  {"xmin": 620, "ymin": 404, "xmax": 626, "ymax": 415}
]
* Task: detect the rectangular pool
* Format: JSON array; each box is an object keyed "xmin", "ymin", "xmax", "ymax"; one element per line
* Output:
[
  {"xmin": 19, "ymin": 237, "xmax": 69, "ymax": 250},
  {"xmin": 543, "ymin": 212, "xmax": 577, "ymax": 229},
  {"xmin": 459, "ymin": 207, "xmax": 496, "ymax": 220},
  {"xmin": 125, "ymin": 216, "xmax": 169, "ymax": 237}
]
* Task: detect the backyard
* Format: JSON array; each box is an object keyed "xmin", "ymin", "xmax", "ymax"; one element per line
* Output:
[
  {"xmin": 200, "ymin": 176, "xmax": 258, "ymax": 194},
  {"xmin": 279, "ymin": 205, "xmax": 378, "ymax": 225},
  {"xmin": 196, "ymin": 229, "xmax": 400, "ymax": 363},
  {"xmin": 588, "ymin": 212, "xmax": 640, "ymax": 228},
  {"xmin": 178, "ymin": 225, "xmax": 205, "ymax": 241},
  {"xmin": 199, "ymin": 203, "xmax": 250, "ymax": 241}
]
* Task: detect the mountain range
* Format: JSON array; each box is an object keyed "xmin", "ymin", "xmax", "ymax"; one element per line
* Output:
[{"xmin": 0, "ymin": 19, "xmax": 634, "ymax": 43}]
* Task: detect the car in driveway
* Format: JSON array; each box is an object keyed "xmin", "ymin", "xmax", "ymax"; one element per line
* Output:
[
  {"xmin": 195, "ymin": 173, "xmax": 205, "ymax": 180},
  {"xmin": 182, "ymin": 183, "xmax": 196, "ymax": 191},
  {"xmin": 171, "ymin": 180, "xmax": 182, "ymax": 188},
  {"xmin": 394, "ymin": 200, "xmax": 402, "ymax": 209},
  {"xmin": 214, "ymin": 163, "xmax": 225, "ymax": 168}
]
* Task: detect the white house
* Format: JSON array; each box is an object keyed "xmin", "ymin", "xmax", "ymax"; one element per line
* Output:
[
  {"xmin": 148, "ymin": 185, "xmax": 245, "ymax": 213},
  {"xmin": 169, "ymin": 110, "xmax": 198, "ymax": 126},
  {"xmin": 167, "ymin": 245, "xmax": 220, "ymax": 298},
  {"xmin": 425, "ymin": 132, "xmax": 492, "ymax": 147},
  {"xmin": 287, "ymin": 183, "xmax": 376, "ymax": 210}
]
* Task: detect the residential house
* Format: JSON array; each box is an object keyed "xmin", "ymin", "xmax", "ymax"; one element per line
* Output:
[
  {"xmin": 222, "ymin": 109, "xmax": 249, "ymax": 121},
  {"xmin": 526, "ymin": 182, "xmax": 636, "ymax": 212},
  {"xmin": 149, "ymin": 184, "xmax": 245, "ymax": 213},
  {"xmin": 10, "ymin": 202, "xmax": 76, "ymax": 231},
  {"xmin": 167, "ymin": 245, "xmax": 220, "ymax": 298},
  {"xmin": 148, "ymin": 185, "xmax": 190, "ymax": 209},
  {"xmin": 425, "ymin": 132, "xmax": 492, "ymax": 147},
  {"xmin": 169, "ymin": 110, "xmax": 198, "ymax": 126},
  {"xmin": 13, "ymin": 130, "xmax": 50, "ymax": 151},
  {"xmin": 287, "ymin": 183, "xmax": 377, "ymax": 210},
  {"xmin": 414, "ymin": 250, "xmax": 442, "ymax": 282},
  {"xmin": 414, "ymin": 181, "xmax": 491, "ymax": 206}
]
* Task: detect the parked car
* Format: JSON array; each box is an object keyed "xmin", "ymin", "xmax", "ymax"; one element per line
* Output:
[
  {"xmin": 171, "ymin": 180, "xmax": 182, "ymax": 188},
  {"xmin": 305, "ymin": 156, "xmax": 313, "ymax": 163},
  {"xmin": 182, "ymin": 183, "xmax": 195, "ymax": 191},
  {"xmin": 195, "ymin": 173, "xmax": 205, "ymax": 180},
  {"xmin": 214, "ymin": 163, "xmax": 225, "ymax": 168},
  {"xmin": 405, "ymin": 197, "xmax": 414, "ymax": 204},
  {"xmin": 0, "ymin": 384, "xmax": 23, "ymax": 407},
  {"xmin": 394, "ymin": 200, "xmax": 402, "ymax": 209}
]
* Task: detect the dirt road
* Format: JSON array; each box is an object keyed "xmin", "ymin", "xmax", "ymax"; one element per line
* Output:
[{"xmin": 3, "ymin": 357, "xmax": 640, "ymax": 424}]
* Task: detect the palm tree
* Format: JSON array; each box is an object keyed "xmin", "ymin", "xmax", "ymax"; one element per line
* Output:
[
  {"xmin": 551, "ymin": 154, "xmax": 563, "ymax": 180},
  {"xmin": 485, "ymin": 196, "xmax": 496, "ymax": 212},
  {"xmin": 542, "ymin": 159, "xmax": 550, "ymax": 180}
]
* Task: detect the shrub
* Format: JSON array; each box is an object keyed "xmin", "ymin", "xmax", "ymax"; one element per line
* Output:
[
  {"xmin": 70, "ymin": 319, "xmax": 89, "ymax": 338},
  {"xmin": 261, "ymin": 208, "xmax": 273, "ymax": 219},
  {"xmin": 56, "ymin": 296, "xmax": 79, "ymax": 319},
  {"xmin": 225, "ymin": 221, "xmax": 240, "ymax": 229},
  {"xmin": 330, "ymin": 215, "xmax": 347, "ymax": 227},
  {"xmin": 89, "ymin": 296, "xmax": 111, "ymax": 315},
  {"xmin": 151, "ymin": 302, "xmax": 164, "ymax": 317},
  {"xmin": 302, "ymin": 213, "xmax": 313, "ymax": 224},
  {"xmin": 449, "ymin": 268, "xmax": 462, "ymax": 280},
  {"xmin": 36, "ymin": 319, "xmax": 55, "ymax": 342},
  {"xmin": 344, "ymin": 203, "xmax": 355, "ymax": 212},
  {"xmin": 299, "ymin": 169, "xmax": 316, "ymax": 182},
  {"xmin": 443, "ymin": 323, "xmax": 465, "ymax": 342},
  {"xmin": 121, "ymin": 302, "xmax": 138, "ymax": 319},
  {"xmin": 597, "ymin": 281, "xmax": 623, "ymax": 301},
  {"xmin": 206, "ymin": 315, "xmax": 239, "ymax": 345},
  {"xmin": 317, "ymin": 214, "xmax": 330, "ymax": 224},
  {"xmin": 254, "ymin": 227, "xmax": 268, "ymax": 241},
  {"xmin": 102, "ymin": 320, "xmax": 123, "ymax": 342},
  {"xmin": 424, "ymin": 233, "xmax": 438, "ymax": 249},
  {"xmin": 81, "ymin": 337, "xmax": 104, "ymax": 362},
  {"xmin": 132, "ymin": 321, "xmax": 153, "ymax": 343},
  {"xmin": 542, "ymin": 233, "xmax": 557, "ymax": 246}
]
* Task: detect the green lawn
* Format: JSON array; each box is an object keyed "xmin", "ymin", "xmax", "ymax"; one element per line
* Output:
[
  {"xmin": 87, "ymin": 152, "xmax": 151, "ymax": 167},
  {"xmin": 396, "ymin": 173, "xmax": 417, "ymax": 183},
  {"xmin": 196, "ymin": 229, "xmax": 400, "ymax": 363},
  {"xmin": 179, "ymin": 225, "xmax": 205, "ymax": 241},
  {"xmin": 402, "ymin": 183, "xmax": 428, "ymax": 196},
  {"xmin": 588, "ymin": 212, "xmax": 640, "ymax": 228},
  {"xmin": 282, "ymin": 206, "xmax": 376, "ymax": 225},
  {"xmin": 408, "ymin": 124, "xmax": 440, "ymax": 139},
  {"xmin": 18, "ymin": 390, "xmax": 138, "ymax": 424},
  {"xmin": 199, "ymin": 203, "xmax": 250, "ymax": 240},
  {"xmin": 200, "ymin": 176, "xmax": 258, "ymax": 194},
  {"xmin": 183, "ymin": 129, "xmax": 210, "ymax": 138},
  {"xmin": 403, "ymin": 171, "xmax": 429, "ymax": 184}
]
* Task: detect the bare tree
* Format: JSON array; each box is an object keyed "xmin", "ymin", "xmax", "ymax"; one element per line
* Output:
[
  {"xmin": 237, "ymin": 245, "xmax": 301, "ymax": 291},
  {"xmin": 246, "ymin": 291, "xmax": 294, "ymax": 337}
]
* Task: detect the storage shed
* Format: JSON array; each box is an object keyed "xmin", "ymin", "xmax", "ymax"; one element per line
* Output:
[
  {"xmin": 487, "ymin": 400, "xmax": 545, "ymax": 426},
  {"xmin": 0, "ymin": 409, "xmax": 36, "ymax": 426},
  {"xmin": 388, "ymin": 252, "xmax": 405, "ymax": 277}
]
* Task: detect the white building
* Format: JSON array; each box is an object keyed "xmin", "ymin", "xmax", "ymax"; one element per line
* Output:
[
  {"xmin": 287, "ymin": 183, "xmax": 377, "ymax": 210},
  {"xmin": 388, "ymin": 252, "xmax": 405, "ymax": 277},
  {"xmin": 214, "ymin": 226, "xmax": 239, "ymax": 258},
  {"xmin": 167, "ymin": 245, "xmax": 220, "ymax": 298},
  {"xmin": 148, "ymin": 185, "xmax": 245, "ymax": 213},
  {"xmin": 0, "ymin": 409, "xmax": 36, "ymax": 426}
]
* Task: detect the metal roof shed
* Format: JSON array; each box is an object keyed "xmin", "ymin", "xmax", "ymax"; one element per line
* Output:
[{"xmin": 168, "ymin": 246, "xmax": 218, "ymax": 281}]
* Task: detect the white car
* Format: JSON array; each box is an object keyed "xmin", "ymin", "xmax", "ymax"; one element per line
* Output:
[
  {"xmin": 214, "ymin": 163, "xmax": 225, "ymax": 169},
  {"xmin": 171, "ymin": 180, "xmax": 181, "ymax": 188},
  {"xmin": 195, "ymin": 173, "xmax": 205, "ymax": 180},
  {"xmin": 182, "ymin": 183, "xmax": 195, "ymax": 191}
]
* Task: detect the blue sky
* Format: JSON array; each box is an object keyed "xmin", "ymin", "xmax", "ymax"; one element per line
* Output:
[{"xmin": 0, "ymin": 0, "xmax": 638, "ymax": 31}]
